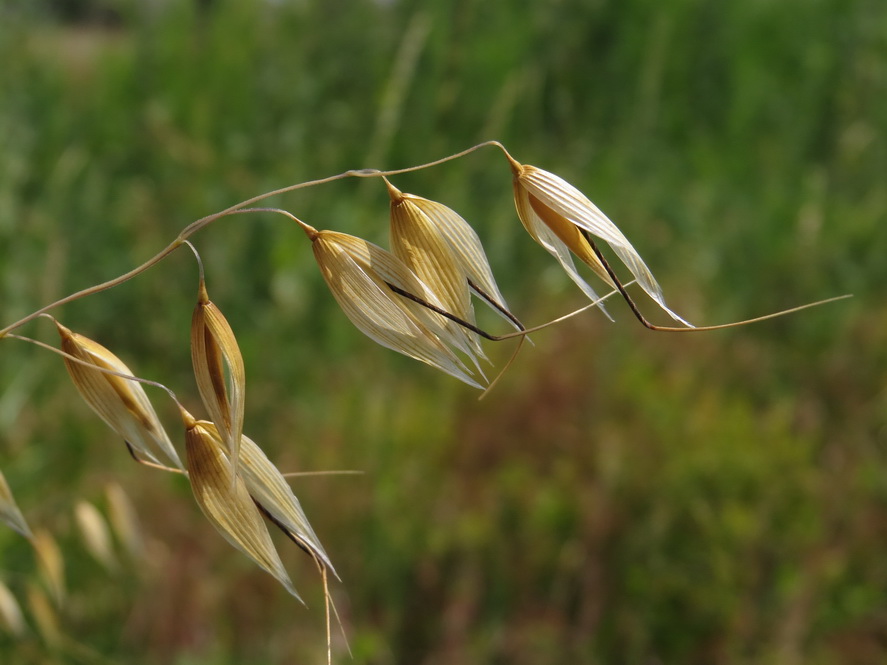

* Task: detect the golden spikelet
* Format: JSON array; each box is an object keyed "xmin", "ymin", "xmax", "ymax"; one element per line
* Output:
[
  {"xmin": 191, "ymin": 280, "xmax": 246, "ymax": 477},
  {"xmin": 386, "ymin": 179, "xmax": 523, "ymax": 358},
  {"xmin": 105, "ymin": 482, "xmax": 145, "ymax": 562},
  {"xmin": 56, "ymin": 322, "xmax": 183, "ymax": 469},
  {"xmin": 238, "ymin": 433, "xmax": 335, "ymax": 576},
  {"xmin": 309, "ymin": 227, "xmax": 485, "ymax": 387},
  {"xmin": 508, "ymin": 155, "xmax": 691, "ymax": 326},
  {"xmin": 182, "ymin": 411, "xmax": 301, "ymax": 600}
]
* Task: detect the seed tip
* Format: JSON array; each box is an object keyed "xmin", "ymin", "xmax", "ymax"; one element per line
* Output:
[{"xmin": 384, "ymin": 177, "xmax": 403, "ymax": 203}]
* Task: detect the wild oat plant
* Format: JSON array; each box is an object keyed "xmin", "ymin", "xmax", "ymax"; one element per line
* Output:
[{"xmin": 0, "ymin": 141, "xmax": 848, "ymax": 660}]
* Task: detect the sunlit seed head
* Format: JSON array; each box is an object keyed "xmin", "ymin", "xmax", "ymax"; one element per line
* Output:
[
  {"xmin": 387, "ymin": 180, "xmax": 482, "ymax": 361},
  {"xmin": 184, "ymin": 416, "xmax": 301, "ymax": 601},
  {"xmin": 56, "ymin": 322, "xmax": 183, "ymax": 469},
  {"xmin": 509, "ymin": 157, "xmax": 690, "ymax": 326},
  {"xmin": 190, "ymin": 280, "xmax": 246, "ymax": 477},
  {"xmin": 310, "ymin": 229, "xmax": 485, "ymax": 388}
]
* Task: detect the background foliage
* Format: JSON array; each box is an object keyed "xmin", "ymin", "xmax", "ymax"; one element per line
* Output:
[{"xmin": 0, "ymin": 0, "xmax": 885, "ymax": 663}]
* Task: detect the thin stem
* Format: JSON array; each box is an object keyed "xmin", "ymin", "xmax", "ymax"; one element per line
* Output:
[
  {"xmin": 124, "ymin": 443, "xmax": 187, "ymax": 475},
  {"xmin": 0, "ymin": 142, "xmax": 505, "ymax": 338},
  {"xmin": 0, "ymin": 240, "xmax": 184, "ymax": 338},
  {"xmin": 479, "ymin": 335, "xmax": 526, "ymax": 400},
  {"xmin": 222, "ymin": 207, "xmax": 317, "ymax": 237},
  {"xmin": 176, "ymin": 140, "xmax": 503, "ymax": 240},
  {"xmin": 324, "ymin": 565, "xmax": 331, "ymax": 665},
  {"xmin": 183, "ymin": 240, "xmax": 205, "ymax": 288}
]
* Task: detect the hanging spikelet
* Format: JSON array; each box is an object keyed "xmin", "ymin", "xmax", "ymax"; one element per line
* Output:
[
  {"xmin": 191, "ymin": 279, "xmax": 246, "ymax": 478},
  {"xmin": 182, "ymin": 410, "xmax": 302, "ymax": 601},
  {"xmin": 308, "ymin": 225, "xmax": 486, "ymax": 387},
  {"xmin": 507, "ymin": 153, "xmax": 691, "ymax": 326},
  {"xmin": 56, "ymin": 322, "xmax": 183, "ymax": 469}
]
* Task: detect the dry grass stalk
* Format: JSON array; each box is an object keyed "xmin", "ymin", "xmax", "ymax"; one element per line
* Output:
[
  {"xmin": 191, "ymin": 279, "xmax": 246, "ymax": 478},
  {"xmin": 0, "ymin": 139, "xmax": 852, "ymax": 659},
  {"xmin": 56, "ymin": 322, "xmax": 183, "ymax": 470}
]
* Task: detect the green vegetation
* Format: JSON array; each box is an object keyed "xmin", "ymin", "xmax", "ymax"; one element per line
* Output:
[{"xmin": 0, "ymin": 0, "xmax": 884, "ymax": 663}]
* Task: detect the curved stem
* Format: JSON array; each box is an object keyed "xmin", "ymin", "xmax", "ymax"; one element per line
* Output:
[
  {"xmin": 0, "ymin": 141, "xmax": 505, "ymax": 338},
  {"xmin": 175, "ymin": 140, "xmax": 503, "ymax": 239},
  {"xmin": 0, "ymin": 240, "xmax": 184, "ymax": 338},
  {"xmin": 182, "ymin": 240, "xmax": 205, "ymax": 289}
]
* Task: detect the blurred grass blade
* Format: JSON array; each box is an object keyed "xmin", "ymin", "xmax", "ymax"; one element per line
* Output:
[
  {"xmin": 26, "ymin": 583, "xmax": 61, "ymax": 647},
  {"xmin": 56, "ymin": 322, "xmax": 183, "ymax": 469},
  {"xmin": 74, "ymin": 501, "xmax": 118, "ymax": 573},
  {"xmin": 239, "ymin": 434, "xmax": 335, "ymax": 577},
  {"xmin": 0, "ymin": 468, "xmax": 32, "ymax": 538},
  {"xmin": 183, "ymin": 414, "xmax": 301, "ymax": 601},
  {"xmin": 0, "ymin": 579, "xmax": 27, "ymax": 636},
  {"xmin": 31, "ymin": 529, "xmax": 65, "ymax": 606},
  {"xmin": 191, "ymin": 280, "xmax": 246, "ymax": 478},
  {"xmin": 105, "ymin": 482, "xmax": 145, "ymax": 562}
]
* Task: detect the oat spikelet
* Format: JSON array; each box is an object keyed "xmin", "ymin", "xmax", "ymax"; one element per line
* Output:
[
  {"xmin": 386, "ymin": 179, "xmax": 523, "ymax": 365},
  {"xmin": 56, "ymin": 322, "xmax": 183, "ymax": 469},
  {"xmin": 0, "ymin": 468, "xmax": 31, "ymax": 539},
  {"xmin": 191, "ymin": 280, "xmax": 246, "ymax": 478},
  {"xmin": 182, "ymin": 411, "xmax": 301, "ymax": 601},
  {"xmin": 508, "ymin": 155, "xmax": 691, "ymax": 326},
  {"xmin": 387, "ymin": 180, "xmax": 481, "ymax": 361},
  {"xmin": 309, "ymin": 227, "xmax": 484, "ymax": 387}
]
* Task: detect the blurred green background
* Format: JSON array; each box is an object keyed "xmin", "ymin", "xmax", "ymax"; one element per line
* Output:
[{"xmin": 0, "ymin": 0, "xmax": 885, "ymax": 663}]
